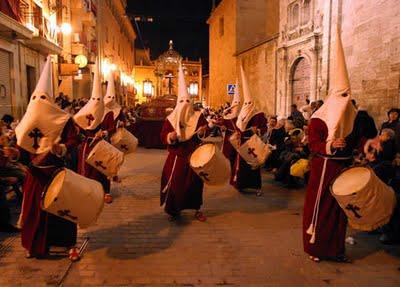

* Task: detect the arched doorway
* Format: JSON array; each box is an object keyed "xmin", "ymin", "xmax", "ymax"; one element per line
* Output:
[{"xmin": 291, "ymin": 57, "xmax": 311, "ymax": 107}]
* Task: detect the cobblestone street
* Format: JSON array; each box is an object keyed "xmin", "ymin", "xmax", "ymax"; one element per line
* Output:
[{"xmin": 1, "ymin": 148, "xmax": 400, "ymax": 287}]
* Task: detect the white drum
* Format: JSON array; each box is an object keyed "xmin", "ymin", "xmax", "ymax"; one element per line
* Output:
[
  {"xmin": 110, "ymin": 128, "xmax": 138, "ymax": 154},
  {"xmin": 86, "ymin": 140, "xmax": 124, "ymax": 177},
  {"xmin": 43, "ymin": 169, "xmax": 104, "ymax": 228},
  {"xmin": 230, "ymin": 134, "xmax": 271, "ymax": 168},
  {"xmin": 190, "ymin": 143, "xmax": 231, "ymax": 186},
  {"xmin": 331, "ymin": 166, "xmax": 397, "ymax": 231}
]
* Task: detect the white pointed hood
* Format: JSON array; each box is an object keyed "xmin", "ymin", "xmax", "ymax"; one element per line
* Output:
[
  {"xmin": 236, "ymin": 65, "xmax": 259, "ymax": 131},
  {"xmin": 166, "ymin": 65, "xmax": 201, "ymax": 141},
  {"xmin": 312, "ymin": 28, "xmax": 356, "ymax": 141},
  {"xmin": 223, "ymin": 78, "xmax": 241, "ymax": 120},
  {"xmin": 103, "ymin": 71, "xmax": 121, "ymax": 120},
  {"xmin": 74, "ymin": 60, "xmax": 105, "ymax": 130},
  {"xmin": 15, "ymin": 56, "xmax": 71, "ymax": 154}
]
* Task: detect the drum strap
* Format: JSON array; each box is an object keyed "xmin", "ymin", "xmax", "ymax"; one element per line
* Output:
[
  {"xmin": 161, "ymin": 155, "xmax": 178, "ymax": 194},
  {"xmin": 307, "ymin": 157, "xmax": 328, "ymax": 244}
]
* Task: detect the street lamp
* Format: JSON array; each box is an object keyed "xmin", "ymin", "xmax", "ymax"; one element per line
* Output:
[{"xmin": 188, "ymin": 81, "xmax": 199, "ymax": 97}]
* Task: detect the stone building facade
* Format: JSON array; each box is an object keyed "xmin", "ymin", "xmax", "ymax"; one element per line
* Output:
[{"xmin": 209, "ymin": 0, "xmax": 400, "ymax": 123}]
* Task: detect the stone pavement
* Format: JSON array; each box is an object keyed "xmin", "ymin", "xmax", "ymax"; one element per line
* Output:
[{"xmin": 1, "ymin": 148, "xmax": 399, "ymax": 287}]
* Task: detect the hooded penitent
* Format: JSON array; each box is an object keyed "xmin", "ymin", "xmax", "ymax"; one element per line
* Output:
[
  {"xmin": 15, "ymin": 56, "xmax": 70, "ymax": 154},
  {"xmin": 166, "ymin": 65, "xmax": 201, "ymax": 142},
  {"xmin": 311, "ymin": 28, "xmax": 356, "ymax": 144},
  {"xmin": 223, "ymin": 79, "xmax": 241, "ymax": 120},
  {"xmin": 236, "ymin": 65, "xmax": 259, "ymax": 132},
  {"xmin": 74, "ymin": 60, "xmax": 105, "ymax": 130},
  {"xmin": 103, "ymin": 71, "xmax": 121, "ymax": 120}
]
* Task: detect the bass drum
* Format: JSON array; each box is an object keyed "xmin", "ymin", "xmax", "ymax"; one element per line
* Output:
[
  {"xmin": 331, "ymin": 166, "xmax": 397, "ymax": 231},
  {"xmin": 190, "ymin": 143, "xmax": 231, "ymax": 186},
  {"xmin": 43, "ymin": 168, "xmax": 104, "ymax": 228}
]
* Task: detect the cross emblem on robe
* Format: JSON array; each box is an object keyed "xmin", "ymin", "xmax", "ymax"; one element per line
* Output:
[
  {"xmin": 199, "ymin": 172, "xmax": 210, "ymax": 182},
  {"xmin": 248, "ymin": 148, "xmax": 258, "ymax": 158},
  {"xmin": 345, "ymin": 204, "xmax": 362, "ymax": 218},
  {"xmin": 120, "ymin": 144, "xmax": 129, "ymax": 151},
  {"xmin": 95, "ymin": 160, "xmax": 107, "ymax": 170},
  {"xmin": 86, "ymin": 114, "xmax": 95, "ymax": 126},
  {"xmin": 57, "ymin": 209, "xmax": 78, "ymax": 221},
  {"xmin": 29, "ymin": 128, "xmax": 44, "ymax": 149}
]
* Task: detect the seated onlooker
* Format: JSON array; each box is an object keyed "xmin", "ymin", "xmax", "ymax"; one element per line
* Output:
[
  {"xmin": 264, "ymin": 116, "xmax": 286, "ymax": 170},
  {"xmin": 364, "ymin": 128, "xmax": 396, "ymax": 184},
  {"xmin": 275, "ymin": 128, "xmax": 309, "ymax": 187},
  {"xmin": 289, "ymin": 104, "xmax": 306, "ymax": 129}
]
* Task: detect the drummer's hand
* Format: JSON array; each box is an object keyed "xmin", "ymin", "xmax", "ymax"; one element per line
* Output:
[
  {"xmin": 169, "ymin": 131, "xmax": 178, "ymax": 142},
  {"xmin": 197, "ymin": 125, "xmax": 207, "ymax": 136},
  {"xmin": 332, "ymin": 138, "xmax": 346, "ymax": 149},
  {"xmin": 94, "ymin": 130, "xmax": 103, "ymax": 139},
  {"xmin": 51, "ymin": 143, "xmax": 64, "ymax": 156}
]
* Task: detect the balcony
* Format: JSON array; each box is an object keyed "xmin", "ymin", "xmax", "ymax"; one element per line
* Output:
[
  {"xmin": 0, "ymin": 11, "xmax": 33, "ymax": 40},
  {"xmin": 24, "ymin": 16, "xmax": 62, "ymax": 55}
]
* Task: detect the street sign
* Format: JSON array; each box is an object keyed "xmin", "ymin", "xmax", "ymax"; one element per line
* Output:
[{"xmin": 227, "ymin": 84, "xmax": 236, "ymax": 95}]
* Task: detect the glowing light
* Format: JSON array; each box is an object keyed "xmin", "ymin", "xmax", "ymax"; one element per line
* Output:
[
  {"xmin": 189, "ymin": 82, "xmax": 199, "ymax": 97},
  {"xmin": 60, "ymin": 23, "xmax": 72, "ymax": 35}
]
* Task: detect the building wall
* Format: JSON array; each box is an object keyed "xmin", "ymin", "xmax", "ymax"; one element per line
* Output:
[
  {"xmin": 238, "ymin": 39, "xmax": 278, "ymax": 115},
  {"xmin": 97, "ymin": 0, "xmax": 136, "ymax": 104},
  {"xmin": 277, "ymin": 0, "xmax": 400, "ymax": 123},
  {"xmin": 236, "ymin": 0, "xmax": 267, "ymax": 52},
  {"xmin": 208, "ymin": 0, "xmax": 280, "ymax": 110},
  {"xmin": 208, "ymin": 0, "xmax": 237, "ymax": 108},
  {"xmin": 339, "ymin": 0, "xmax": 400, "ymax": 124}
]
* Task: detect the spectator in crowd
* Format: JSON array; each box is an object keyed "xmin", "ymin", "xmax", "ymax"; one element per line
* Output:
[
  {"xmin": 381, "ymin": 108, "xmax": 400, "ymax": 131},
  {"xmin": 290, "ymin": 104, "xmax": 306, "ymax": 129},
  {"xmin": 275, "ymin": 128, "xmax": 309, "ymax": 187},
  {"xmin": 264, "ymin": 116, "xmax": 286, "ymax": 171},
  {"xmin": 300, "ymin": 99, "xmax": 313, "ymax": 121}
]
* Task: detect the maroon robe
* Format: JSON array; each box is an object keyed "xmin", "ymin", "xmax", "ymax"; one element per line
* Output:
[
  {"xmin": 20, "ymin": 119, "xmax": 79, "ymax": 256},
  {"xmin": 222, "ymin": 118, "xmax": 239, "ymax": 186},
  {"xmin": 160, "ymin": 115, "xmax": 208, "ymax": 216},
  {"xmin": 303, "ymin": 118, "xmax": 352, "ymax": 258},
  {"xmin": 233, "ymin": 112, "xmax": 267, "ymax": 190},
  {"xmin": 77, "ymin": 111, "xmax": 116, "ymax": 194}
]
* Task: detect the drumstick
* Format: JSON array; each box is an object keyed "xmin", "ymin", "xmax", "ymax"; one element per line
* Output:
[{"xmin": 57, "ymin": 237, "xmax": 90, "ymax": 287}]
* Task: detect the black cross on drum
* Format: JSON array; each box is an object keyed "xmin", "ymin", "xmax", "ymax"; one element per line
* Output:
[
  {"xmin": 199, "ymin": 172, "xmax": 210, "ymax": 182},
  {"xmin": 120, "ymin": 144, "xmax": 129, "ymax": 151},
  {"xmin": 95, "ymin": 160, "xmax": 107, "ymax": 170},
  {"xmin": 29, "ymin": 128, "xmax": 44, "ymax": 149},
  {"xmin": 86, "ymin": 114, "xmax": 95, "ymax": 126},
  {"xmin": 57, "ymin": 209, "xmax": 78, "ymax": 221},
  {"xmin": 248, "ymin": 147, "xmax": 257, "ymax": 158},
  {"xmin": 345, "ymin": 204, "xmax": 362, "ymax": 219}
]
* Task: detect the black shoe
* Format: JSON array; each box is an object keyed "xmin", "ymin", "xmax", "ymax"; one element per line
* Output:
[{"xmin": 0, "ymin": 224, "xmax": 20, "ymax": 233}]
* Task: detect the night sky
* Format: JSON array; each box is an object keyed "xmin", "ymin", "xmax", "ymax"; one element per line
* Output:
[{"xmin": 127, "ymin": 0, "xmax": 222, "ymax": 73}]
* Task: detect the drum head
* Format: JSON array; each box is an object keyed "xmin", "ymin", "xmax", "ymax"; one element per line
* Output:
[
  {"xmin": 332, "ymin": 167, "xmax": 371, "ymax": 196},
  {"xmin": 43, "ymin": 169, "xmax": 67, "ymax": 209},
  {"xmin": 190, "ymin": 144, "xmax": 216, "ymax": 168}
]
